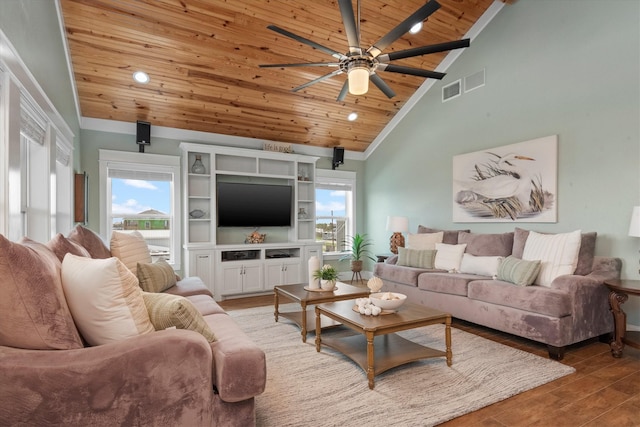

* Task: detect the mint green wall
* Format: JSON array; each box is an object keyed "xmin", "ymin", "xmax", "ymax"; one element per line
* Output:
[
  {"xmin": 364, "ymin": 0, "xmax": 640, "ymax": 324},
  {"xmin": 0, "ymin": 0, "xmax": 81, "ymax": 166}
]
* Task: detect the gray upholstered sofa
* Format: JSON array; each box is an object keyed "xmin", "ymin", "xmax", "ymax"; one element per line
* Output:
[
  {"xmin": 374, "ymin": 227, "xmax": 621, "ymax": 360},
  {"xmin": 0, "ymin": 227, "xmax": 266, "ymax": 426}
]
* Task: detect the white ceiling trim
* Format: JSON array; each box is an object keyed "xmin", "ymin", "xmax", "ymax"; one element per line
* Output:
[{"xmin": 364, "ymin": 0, "xmax": 506, "ymax": 159}]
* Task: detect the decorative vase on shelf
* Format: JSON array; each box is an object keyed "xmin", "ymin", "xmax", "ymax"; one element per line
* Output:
[
  {"xmin": 191, "ymin": 155, "xmax": 206, "ymax": 174},
  {"xmin": 298, "ymin": 207, "xmax": 307, "ymax": 219}
]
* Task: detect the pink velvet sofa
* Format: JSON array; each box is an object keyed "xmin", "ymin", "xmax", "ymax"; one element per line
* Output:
[
  {"xmin": 374, "ymin": 227, "xmax": 622, "ymax": 360},
  {"xmin": 0, "ymin": 227, "xmax": 266, "ymax": 426}
]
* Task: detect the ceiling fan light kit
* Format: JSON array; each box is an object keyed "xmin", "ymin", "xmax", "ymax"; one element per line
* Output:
[
  {"xmin": 260, "ymin": 0, "xmax": 471, "ymax": 101},
  {"xmin": 347, "ymin": 61, "xmax": 370, "ymax": 95}
]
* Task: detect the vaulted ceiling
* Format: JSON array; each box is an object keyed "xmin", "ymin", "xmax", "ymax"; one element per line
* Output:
[{"xmin": 60, "ymin": 0, "xmax": 512, "ymax": 152}]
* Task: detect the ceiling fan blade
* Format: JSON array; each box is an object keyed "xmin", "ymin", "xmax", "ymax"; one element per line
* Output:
[
  {"xmin": 338, "ymin": 0, "xmax": 361, "ymax": 54},
  {"xmin": 337, "ymin": 80, "xmax": 349, "ymax": 102},
  {"xmin": 378, "ymin": 39, "xmax": 470, "ymax": 62},
  {"xmin": 367, "ymin": 0, "xmax": 441, "ymax": 57},
  {"xmin": 378, "ymin": 63, "xmax": 446, "ymax": 79},
  {"xmin": 259, "ymin": 62, "xmax": 340, "ymax": 68},
  {"xmin": 267, "ymin": 25, "xmax": 346, "ymax": 60},
  {"xmin": 370, "ymin": 74, "xmax": 396, "ymax": 98},
  {"xmin": 292, "ymin": 69, "xmax": 343, "ymax": 92}
]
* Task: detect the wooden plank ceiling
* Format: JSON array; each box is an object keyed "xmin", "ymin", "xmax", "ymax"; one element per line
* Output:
[{"xmin": 60, "ymin": 0, "xmax": 509, "ymax": 152}]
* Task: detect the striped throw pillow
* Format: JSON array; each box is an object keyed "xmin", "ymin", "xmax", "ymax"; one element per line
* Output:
[{"xmin": 142, "ymin": 292, "xmax": 216, "ymax": 343}]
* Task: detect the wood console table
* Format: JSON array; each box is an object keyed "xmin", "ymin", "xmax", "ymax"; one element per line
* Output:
[{"xmin": 603, "ymin": 279, "xmax": 640, "ymax": 357}]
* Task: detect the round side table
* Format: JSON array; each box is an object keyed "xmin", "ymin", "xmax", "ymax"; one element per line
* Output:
[{"xmin": 603, "ymin": 279, "xmax": 640, "ymax": 357}]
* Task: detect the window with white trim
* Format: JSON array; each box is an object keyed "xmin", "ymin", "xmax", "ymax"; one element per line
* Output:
[
  {"xmin": 315, "ymin": 169, "xmax": 356, "ymax": 256},
  {"xmin": 99, "ymin": 150, "xmax": 181, "ymax": 269}
]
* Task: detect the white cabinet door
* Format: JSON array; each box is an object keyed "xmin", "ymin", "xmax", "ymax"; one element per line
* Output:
[
  {"xmin": 242, "ymin": 264, "xmax": 263, "ymax": 293},
  {"xmin": 189, "ymin": 250, "xmax": 215, "ymax": 293},
  {"xmin": 264, "ymin": 263, "xmax": 284, "ymax": 289},
  {"xmin": 282, "ymin": 260, "xmax": 301, "ymax": 285},
  {"xmin": 221, "ymin": 264, "xmax": 244, "ymax": 295}
]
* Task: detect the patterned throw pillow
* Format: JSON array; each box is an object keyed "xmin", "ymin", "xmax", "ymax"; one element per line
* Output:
[
  {"xmin": 61, "ymin": 254, "xmax": 155, "ymax": 346},
  {"xmin": 137, "ymin": 258, "xmax": 177, "ymax": 293},
  {"xmin": 434, "ymin": 243, "xmax": 467, "ymax": 271},
  {"xmin": 142, "ymin": 292, "xmax": 216, "ymax": 343},
  {"xmin": 397, "ymin": 247, "xmax": 437, "ymax": 269},
  {"xmin": 497, "ymin": 256, "xmax": 541, "ymax": 286},
  {"xmin": 110, "ymin": 230, "xmax": 152, "ymax": 276}
]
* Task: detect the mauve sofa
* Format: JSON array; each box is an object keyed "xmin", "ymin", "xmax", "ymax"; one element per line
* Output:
[
  {"xmin": 374, "ymin": 227, "xmax": 622, "ymax": 360},
  {"xmin": 0, "ymin": 228, "xmax": 266, "ymax": 426}
]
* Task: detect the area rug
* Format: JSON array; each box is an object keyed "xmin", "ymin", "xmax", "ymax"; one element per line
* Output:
[{"xmin": 229, "ymin": 305, "xmax": 575, "ymax": 427}]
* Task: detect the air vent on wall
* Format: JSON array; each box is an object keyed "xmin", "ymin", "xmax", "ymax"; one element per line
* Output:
[
  {"xmin": 464, "ymin": 69, "xmax": 485, "ymax": 93},
  {"xmin": 442, "ymin": 79, "xmax": 461, "ymax": 102}
]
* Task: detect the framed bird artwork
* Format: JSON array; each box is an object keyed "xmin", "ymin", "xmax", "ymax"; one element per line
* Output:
[{"xmin": 453, "ymin": 135, "xmax": 558, "ymax": 222}]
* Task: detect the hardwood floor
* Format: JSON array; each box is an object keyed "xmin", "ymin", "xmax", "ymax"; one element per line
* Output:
[{"xmin": 219, "ymin": 292, "xmax": 640, "ymax": 427}]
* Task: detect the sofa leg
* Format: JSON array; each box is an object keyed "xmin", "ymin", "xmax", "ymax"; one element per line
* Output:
[{"xmin": 547, "ymin": 345, "xmax": 565, "ymax": 360}]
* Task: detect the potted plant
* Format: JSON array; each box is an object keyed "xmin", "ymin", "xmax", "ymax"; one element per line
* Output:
[
  {"xmin": 313, "ymin": 264, "xmax": 339, "ymax": 291},
  {"xmin": 340, "ymin": 233, "xmax": 376, "ymax": 276}
]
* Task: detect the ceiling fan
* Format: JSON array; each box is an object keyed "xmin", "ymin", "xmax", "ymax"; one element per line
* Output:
[{"xmin": 259, "ymin": 0, "xmax": 470, "ymax": 101}]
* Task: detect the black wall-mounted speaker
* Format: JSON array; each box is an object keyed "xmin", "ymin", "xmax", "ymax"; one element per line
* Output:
[
  {"xmin": 332, "ymin": 147, "xmax": 344, "ymax": 170},
  {"xmin": 136, "ymin": 121, "xmax": 151, "ymax": 145}
]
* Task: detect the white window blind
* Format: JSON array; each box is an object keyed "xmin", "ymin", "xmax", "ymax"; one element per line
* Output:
[{"xmin": 20, "ymin": 97, "xmax": 46, "ymax": 146}]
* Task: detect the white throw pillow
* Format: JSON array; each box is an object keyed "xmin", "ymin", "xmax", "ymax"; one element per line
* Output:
[
  {"xmin": 61, "ymin": 254, "xmax": 155, "ymax": 346},
  {"xmin": 110, "ymin": 230, "xmax": 152, "ymax": 276},
  {"xmin": 459, "ymin": 253, "xmax": 503, "ymax": 277},
  {"xmin": 434, "ymin": 243, "xmax": 467, "ymax": 271},
  {"xmin": 522, "ymin": 230, "xmax": 582, "ymax": 286},
  {"xmin": 407, "ymin": 232, "xmax": 444, "ymax": 250}
]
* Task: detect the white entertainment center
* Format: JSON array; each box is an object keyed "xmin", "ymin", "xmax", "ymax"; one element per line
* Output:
[{"xmin": 180, "ymin": 143, "xmax": 322, "ymax": 300}]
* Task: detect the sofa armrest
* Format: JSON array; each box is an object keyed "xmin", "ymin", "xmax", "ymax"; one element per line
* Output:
[
  {"xmin": 587, "ymin": 256, "xmax": 623, "ymax": 282},
  {"xmin": 550, "ymin": 268, "xmax": 616, "ymax": 341},
  {"xmin": 0, "ymin": 330, "xmax": 214, "ymax": 426}
]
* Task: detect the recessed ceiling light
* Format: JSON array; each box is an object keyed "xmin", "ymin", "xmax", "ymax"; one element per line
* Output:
[
  {"xmin": 409, "ymin": 22, "xmax": 423, "ymax": 34},
  {"xmin": 133, "ymin": 71, "xmax": 150, "ymax": 84},
  {"xmin": 347, "ymin": 112, "xmax": 358, "ymax": 121}
]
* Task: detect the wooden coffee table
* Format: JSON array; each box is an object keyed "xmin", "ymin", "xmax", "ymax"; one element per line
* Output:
[
  {"xmin": 273, "ymin": 282, "xmax": 371, "ymax": 343},
  {"xmin": 315, "ymin": 300, "xmax": 452, "ymax": 389}
]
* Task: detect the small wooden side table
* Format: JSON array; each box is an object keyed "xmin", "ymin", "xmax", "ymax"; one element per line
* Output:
[{"xmin": 603, "ymin": 279, "xmax": 640, "ymax": 357}]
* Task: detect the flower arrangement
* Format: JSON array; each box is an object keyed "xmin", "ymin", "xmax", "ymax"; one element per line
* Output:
[{"xmin": 313, "ymin": 264, "xmax": 339, "ymax": 281}]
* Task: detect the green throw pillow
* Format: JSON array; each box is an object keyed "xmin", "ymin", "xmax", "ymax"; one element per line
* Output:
[
  {"xmin": 142, "ymin": 292, "xmax": 216, "ymax": 342},
  {"xmin": 137, "ymin": 258, "xmax": 177, "ymax": 293},
  {"xmin": 497, "ymin": 256, "xmax": 541, "ymax": 286},
  {"xmin": 397, "ymin": 247, "xmax": 436, "ymax": 269}
]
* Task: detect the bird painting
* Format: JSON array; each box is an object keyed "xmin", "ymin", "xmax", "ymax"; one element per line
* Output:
[
  {"xmin": 452, "ymin": 136, "xmax": 558, "ymax": 223},
  {"xmin": 455, "ymin": 151, "xmax": 552, "ymax": 220}
]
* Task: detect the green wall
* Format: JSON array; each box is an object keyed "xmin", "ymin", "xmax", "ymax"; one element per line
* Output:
[{"xmin": 364, "ymin": 0, "xmax": 640, "ymax": 324}]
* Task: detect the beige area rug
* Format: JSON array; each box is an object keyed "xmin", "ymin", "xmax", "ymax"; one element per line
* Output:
[{"xmin": 229, "ymin": 305, "xmax": 575, "ymax": 427}]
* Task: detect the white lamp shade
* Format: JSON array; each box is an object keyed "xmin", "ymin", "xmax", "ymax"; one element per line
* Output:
[
  {"xmin": 629, "ymin": 206, "xmax": 640, "ymax": 237},
  {"xmin": 386, "ymin": 216, "xmax": 409, "ymax": 233},
  {"xmin": 348, "ymin": 67, "xmax": 369, "ymax": 95}
]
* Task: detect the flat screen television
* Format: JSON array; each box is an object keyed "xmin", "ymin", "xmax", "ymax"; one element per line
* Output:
[{"xmin": 217, "ymin": 182, "xmax": 293, "ymax": 227}]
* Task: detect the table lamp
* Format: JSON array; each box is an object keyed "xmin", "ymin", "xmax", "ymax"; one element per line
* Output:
[
  {"xmin": 386, "ymin": 216, "xmax": 409, "ymax": 254},
  {"xmin": 629, "ymin": 206, "xmax": 640, "ymax": 274}
]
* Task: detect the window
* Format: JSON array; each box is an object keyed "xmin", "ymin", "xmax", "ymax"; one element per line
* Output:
[
  {"xmin": 99, "ymin": 150, "xmax": 181, "ymax": 269},
  {"xmin": 315, "ymin": 169, "xmax": 356, "ymax": 257}
]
